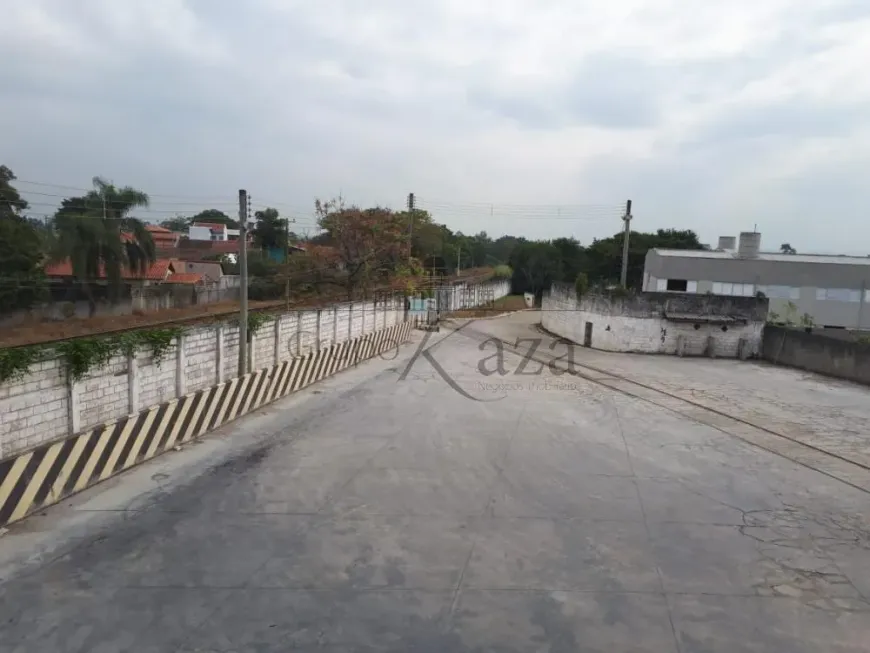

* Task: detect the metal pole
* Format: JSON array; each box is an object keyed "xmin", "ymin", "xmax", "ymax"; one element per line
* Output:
[
  {"xmin": 284, "ymin": 217, "xmax": 290, "ymax": 311},
  {"xmin": 407, "ymin": 192, "xmax": 415, "ymax": 264},
  {"xmin": 620, "ymin": 199, "xmax": 633, "ymax": 289},
  {"xmin": 238, "ymin": 189, "xmax": 249, "ymax": 376}
]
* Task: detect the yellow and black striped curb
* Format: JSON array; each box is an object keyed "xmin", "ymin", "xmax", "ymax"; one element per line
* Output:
[{"xmin": 0, "ymin": 321, "xmax": 411, "ymax": 527}]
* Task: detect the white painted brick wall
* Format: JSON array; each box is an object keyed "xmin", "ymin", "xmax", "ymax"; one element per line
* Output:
[
  {"xmin": 362, "ymin": 302, "xmax": 376, "ymax": 334},
  {"xmin": 252, "ymin": 320, "xmax": 277, "ymax": 370},
  {"xmin": 0, "ymin": 358, "xmax": 68, "ymax": 458},
  {"xmin": 320, "ymin": 310, "xmax": 336, "ymax": 347},
  {"xmin": 542, "ymin": 293, "xmax": 763, "ymax": 357},
  {"xmin": 79, "ymin": 354, "xmax": 130, "ymax": 431},
  {"xmin": 278, "ymin": 313, "xmax": 300, "ymax": 361},
  {"xmin": 350, "ymin": 303, "xmax": 364, "ymax": 338},
  {"xmin": 335, "ymin": 305, "xmax": 351, "ymax": 342},
  {"xmin": 222, "ymin": 325, "xmax": 241, "ymax": 380},
  {"xmin": 299, "ymin": 311, "xmax": 319, "ymax": 355},
  {"xmin": 138, "ymin": 344, "xmax": 178, "ymax": 409},
  {"xmin": 185, "ymin": 327, "xmax": 218, "ymax": 393},
  {"xmin": 0, "ymin": 297, "xmax": 413, "ymax": 457}
]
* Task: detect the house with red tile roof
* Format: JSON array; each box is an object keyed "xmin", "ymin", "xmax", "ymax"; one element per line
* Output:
[
  {"xmin": 145, "ymin": 224, "xmax": 182, "ymax": 248},
  {"xmin": 164, "ymin": 272, "xmax": 203, "ymax": 285},
  {"xmin": 44, "ymin": 259, "xmax": 177, "ymax": 283}
]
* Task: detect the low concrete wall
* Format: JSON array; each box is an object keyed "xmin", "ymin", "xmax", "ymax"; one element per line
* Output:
[
  {"xmin": 762, "ymin": 326, "xmax": 870, "ymax": 386},
  {"xmin": 0, "ymin": 298, "xmax": 406, "ymax": 458},
  {"xmin": 543, "ymin": 284, "xmax": 767, "ymax": 357},
  {"xmin": 0, "ymin": 321, "xmax": 412, "ymax": 527}
]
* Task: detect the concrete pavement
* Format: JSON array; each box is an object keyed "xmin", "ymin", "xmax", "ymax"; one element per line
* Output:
[{"xmin": 1, "ymin": 312, "xmax": 870, "ymax": 651}]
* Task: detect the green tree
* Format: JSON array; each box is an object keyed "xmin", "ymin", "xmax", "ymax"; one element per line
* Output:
[
  {"xmin": 551, "ymin": 237, "xmax": 586, "ymax": 283},
  {"xmin": 0, "ymin": 165, "xmax": 47, "ymax": 312},
  {"xmin": 190, "ymin": 209, "xmax": 238, "ymax": 229},
  {"xmin": 585, "ymin": 229, "xmax": 704, "ymax": 289},
  {"xmin": 51, "ymin": 177, "xmax": 156, "ymax": 315},
  {"xmin": 509, "ymin": 241, "xmax": 563, "ymax": 298},
  {"xmin": 780, "ymin": 243, "xmax": 796, "ymax": 254},
  {"xmin": 575, "ymin": 272, "xmax": 589, "ymax": 297},
  {"xmin": 315, "ymin": 197, "xmax": 408, "ymax": 299},
  {"xmin": 160, "ymin": 215, "xmax": 191, "ymax": 232},
  {"xmin": 252, "ymin": 207, "xmax": 287, "ymax": 252}
]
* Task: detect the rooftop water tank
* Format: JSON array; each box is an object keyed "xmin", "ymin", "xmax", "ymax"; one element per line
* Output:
[
  {"xmin": 738, "ymin": 231, "xmax": 761, "ymax": 258},
  {"xmin": 717, "ymin": 236, "xmax": 736, "ymax": 251}
]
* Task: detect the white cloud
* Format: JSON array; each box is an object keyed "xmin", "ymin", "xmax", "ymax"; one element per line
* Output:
[{"xmin": 2, "ymin": 0, "xmax": 870, "ymax": 252}]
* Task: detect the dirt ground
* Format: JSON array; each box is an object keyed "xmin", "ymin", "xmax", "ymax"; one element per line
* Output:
[
  {"xmin": 0, "ymin": 272, "xmax": 497, "ymax": 349},
  {"xmin": 0, "ymin": 300, "xmax": 279, "ymax": 349},
  {"xmin": 447, "ymin": 294, "xmax": 529, "ymax": 318},
  {"xmin": 0, "ymin": 291, "xmax": 369, "ymax": 349}
]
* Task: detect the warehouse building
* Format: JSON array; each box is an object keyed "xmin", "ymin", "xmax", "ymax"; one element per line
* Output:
[{"xmin": 643, "ymin": 232, "xmax": 870, "ymax": 329}]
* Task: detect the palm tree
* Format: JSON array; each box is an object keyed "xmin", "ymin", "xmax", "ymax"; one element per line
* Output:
[{"xmin": 52, "ymin": 177, "xmax": 156, "ymax": 315}]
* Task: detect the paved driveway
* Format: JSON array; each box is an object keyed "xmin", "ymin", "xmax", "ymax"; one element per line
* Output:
[{"xmin": 1, "ymin": 315, "xmax": 869, "ymax": 651}]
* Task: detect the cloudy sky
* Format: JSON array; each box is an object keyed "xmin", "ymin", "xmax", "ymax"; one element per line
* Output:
[{"xmin": 2, "ymin": 1, "xmax": 869, "ymax": 252}]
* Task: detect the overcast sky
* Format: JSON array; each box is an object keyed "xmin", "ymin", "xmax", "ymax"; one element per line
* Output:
[{"xmin": 2, "ymin": 1, "xmax": 869, "ymax": 252}]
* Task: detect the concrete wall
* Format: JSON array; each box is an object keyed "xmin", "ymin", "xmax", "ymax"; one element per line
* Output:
[
  {"xmin": 762, "ymin": 326, "xmax": 870, "ymax": 386},
  {"xmin": 0, "ymin": 296, "xmax": 406, "ymax": 460},
  {"xmin": 542, "ymin": 285, "xmax": 767, "ymax": 357},
  {"xmin": 0, "ymin": 321, "xmax": 413, "ymax": 528},
  {"xmin": 432, "ymin": 279, "xmax": 511, "ymax": 314}
]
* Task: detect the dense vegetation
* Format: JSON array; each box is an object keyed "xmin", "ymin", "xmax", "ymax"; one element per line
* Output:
[{"xmin": 0, "ymin": 164, "xmax": 706, "ymax": 313}]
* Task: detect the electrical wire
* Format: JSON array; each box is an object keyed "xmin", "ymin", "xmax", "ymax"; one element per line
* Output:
[
  {"xmin": 12, "ymin": 179, "xmax": 237, "ymax": 202},
  {"xmin": 418, "ymin": 197, "xmax": 625, "ymax": 210},
  {"xmin": 416, "ymin": 201, "xmax": 623, "ymax": 221}
]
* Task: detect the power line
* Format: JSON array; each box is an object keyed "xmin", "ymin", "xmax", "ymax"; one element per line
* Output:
[
  {"xmin": 12, "ymin": 179, "xmax": 236, "ymax": 202},
  {"xmin": 14, "ymin": 189, "xmax": 238, "ymax": 209},
  {"xmin": 20, "ymin": 201, "xmax": 241, "ymax": 216},
  {"xmin": 416, "ymin": 200, "xmax": 623, "ymax": 220},
  {"xmin": 418, "ymin": 197, "xmax": 624, "ymax": 210}
]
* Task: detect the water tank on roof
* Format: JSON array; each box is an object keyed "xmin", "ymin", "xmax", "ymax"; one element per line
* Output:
[
  {"xmin": 738, "ymin": 232, "xmax": 761, "ymax": 258},
  {"xmin": 717, "ymin": 236, "xmax": 736, "ymax": 251}
]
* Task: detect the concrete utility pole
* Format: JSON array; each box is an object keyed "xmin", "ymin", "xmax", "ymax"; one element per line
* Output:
[
  {"xmin": 456, "ymin": 244, "xmax": 461, "ymax": 277},
  {"xmin": 620, "ymin": 199, "xmax": 633, "ymax": 289},
  {"xmin": 284, "ymin": 217, "xmax": 296, "ymax": 311},
  {"xmin": 407, "ymin": 192, "xmax": 415, "ymax": 264},
  {"xmin": 238, "ymin": 189, "xmax": 249, "ymax": 377}
]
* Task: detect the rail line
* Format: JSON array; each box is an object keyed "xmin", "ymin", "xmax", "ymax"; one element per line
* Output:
[
  {"xmin": 0, "ymin": 275, "xmax": 496, "ymax": 351},
  {"xmin": 446, "ymin": 319, "xmax": 870, "ymax": 496}
]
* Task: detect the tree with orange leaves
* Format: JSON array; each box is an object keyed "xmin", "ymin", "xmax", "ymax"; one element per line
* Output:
[{"xmin": 313, "ymin": 197, "xmax": 409, "ymax": 299}]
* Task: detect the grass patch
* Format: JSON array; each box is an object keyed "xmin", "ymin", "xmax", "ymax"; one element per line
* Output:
[{"xmin": 447, "ymin": 294, "xmax": 528, "ymax": 318}]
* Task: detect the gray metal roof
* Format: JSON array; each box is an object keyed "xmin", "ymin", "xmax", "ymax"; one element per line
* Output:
[{"xmin": 652, "ymin": 249, "xmax": 870, "ymax": 266}]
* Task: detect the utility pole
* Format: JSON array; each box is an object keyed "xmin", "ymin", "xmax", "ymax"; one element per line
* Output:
[
  {"xmin": 407, "ymin": 192, "xmax": 415, "ymax": 264},
  {"xmin": 284, "ymin": 217, "xmax": 295, "ymax": 311},
  {"xmin": 620, "ymin": 199, "xmax": 633, "ymax": 289},
  {"xmin": 238, "ymin": 189, "xmax": 249, "ymax": 376},
  {"xmin": 456, "ymin": 244, "xmax": 461, "ymax": 277}
]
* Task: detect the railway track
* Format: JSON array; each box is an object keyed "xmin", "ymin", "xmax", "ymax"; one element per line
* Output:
[
  {"xmin": 0, "ymin": 300, "xmax": 289, "ymax": 350},
  {"xmin": 445, "ymin": 319, "xmax": 870, "ymax": 496},
  {"xmin": 0, "ymin": 275, "xmax": 496, "ymax": 351}
]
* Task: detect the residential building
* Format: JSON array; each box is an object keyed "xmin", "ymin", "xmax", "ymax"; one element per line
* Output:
[
  {"xmin": 643, "ymin": 232, "xmax": 870, "ymax": 329},
  {"xmin": 176, "ymin": 261, "xmax": 224, "ymax": 283},
  {"xmin": 156, "ymin": 239, "xmax": 248, "ymax": 263},
  {"xmin": 45, "ymin": 259, "xmax": 178, "ymax": 285},
  {"xmin": 188, "ymin": 222, "xmax": 241, "ymax": 242},
  {"xmin": 144, "ymin": 224, "xmax": 182, "ymax": 248}
]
